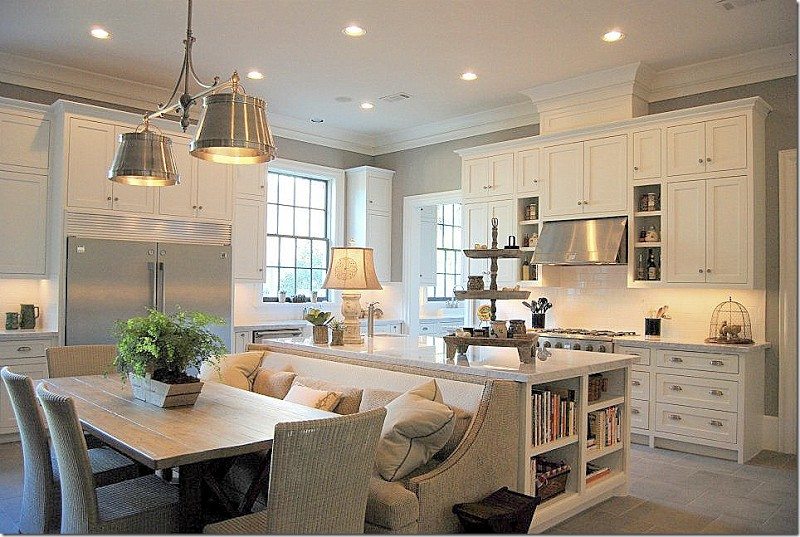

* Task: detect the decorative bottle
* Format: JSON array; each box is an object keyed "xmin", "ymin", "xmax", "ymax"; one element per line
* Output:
[
  {"xmin": 647, "ymin": 249, "xmax": 658, "ymax": 280},
  {"xmin": 636, "ymin": 253, "xmax": 646, "ymax": 280},
  {"xmin": 521, "ymin": 259, "xmax": 530, "ymax": 281}
]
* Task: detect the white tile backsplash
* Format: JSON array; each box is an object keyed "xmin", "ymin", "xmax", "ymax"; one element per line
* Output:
[{"xmin": 0, "ymin": 278, "xmax": 54, "ymax": 330}]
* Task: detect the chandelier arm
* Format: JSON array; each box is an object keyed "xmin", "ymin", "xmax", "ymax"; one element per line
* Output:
[
  {"xmin": 143, "ymin": 78, "xmax": 234, "ymax": 123},
  {"xmin": 186, "ymin": 48, "xmax": 217, "ymax": 89}
]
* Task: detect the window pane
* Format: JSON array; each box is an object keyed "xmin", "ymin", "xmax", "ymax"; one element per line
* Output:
[
  {"xmin": 310, "ymin": 181, "xmax": 326, "ymax": 209},
  {"xmin": 279, "ymin": 268, "xmax": 295, "ymax": 296},
  {"xmin": 443, "ymin": 204, "xmax": 453, "ymax": 226},
  {"xmin": 264, "ymin": 267, "xmax": 279, "ymax": 297},
  {"xmin": 456, "ymin": 254, "xmax": 463, "ymax": 277},
  {"xmin": 445, "ymin": 250, "xmax": 455, "ymax": 273},
  {"xmin": 312, "ymin": 269, "xmax": 326, "ymax": 294},
  {"xmin": 296, "ymin": 239, "xmax": 311, "ymax": 268},
  {"xmin": 310, "ymin": 209, "xmax": 326, "ymax": 238},
  {"xmin": 295, "ymin": 178, "xmax": 310, "ymax": 207},
  {"xmin": 453, "ymin": 203, "xmax": 462, "ymax": 227},
  {"xmin": 265, "ymin": 236, "xmax": 280, "ymax": 266},
  {"xmin": 296, "ymin": 269, "xmax": 311, "ymax": 296},
  {"xmin": 266, "ymin": 204, "xmax": 278, "ymax": 234},
  {"xmin": 279, "ymin": 237, "xmax": 295, "ymax": 267},
  {"xmin": 312, "ymin": 240, "xmax": 328, "ymax": 268},
  {"xmin": 436, "ymin": 205, "xmax": 444, "ymax": 224},
  {"xmin": 294, "ymin": 207, "xmax": 310, "ymax": 236},
  {"xmin": 267, "ymin": 173, "xmax": 279, "ymax": 203},
  {"xmin": 443, "ymin": 225, "xmax": 452, "ymax": 249},
  {"xmin": 436, "ymin": 274, "xmax": 445, "ymax": 297},
  {"xmin": 278, "ymin": 205, "xmax": 293, "ymax": 235},
  {"xmin": 453, "ymin": 226, "xmax": 462, "ymax": 249},
  {"xmin": 278, "ymin": 175, "xmax": 295, "ymax": 205},
  {"xmin": 436, "ymin": 224, "xmax": 443, "ymax": 248},
  {"xmin": 436, "ymin": 250, "xmax": 445, "ymax": 273},
  {"xmin": 445, "ymin": 274, "xmax": 454, "ymax": 297}
]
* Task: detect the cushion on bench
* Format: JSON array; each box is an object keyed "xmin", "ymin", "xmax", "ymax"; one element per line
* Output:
[
  {"xmin": 366, "ymin": 476, "xmax": 420, "ymax": 530},
  {"xmin": 292, "ymin": 375, "xmax": 363, "ymax": 415},
  {"xmin": 252, "ymin": 368, "xmax": 296, "ymax": 399}
]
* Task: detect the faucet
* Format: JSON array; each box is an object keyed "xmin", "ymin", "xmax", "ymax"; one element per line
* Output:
[{"xmin": 367, "ymin": 301, "xmax": 380, "ymax": 338}]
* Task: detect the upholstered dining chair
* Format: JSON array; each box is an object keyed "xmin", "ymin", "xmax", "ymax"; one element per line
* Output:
[
  {"xmin": 35, "ymin": 382, "xmax": 181, "ymax": 534},
  {"xmin": 46, "ymin": 344, "xmax": 117, "ymax": 378},
  {"xmin": 204, "ymin": 407, "xmax": 387, "ymax": 535},
  {"xmin": 0, "ymin": 367, "xmax": 140, "ymax": 533}
]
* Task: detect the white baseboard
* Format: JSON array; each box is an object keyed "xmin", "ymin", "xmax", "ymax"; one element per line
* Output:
[{"xmin": 762, "ymin": 415, "xmax": 780, "ymax": 451}]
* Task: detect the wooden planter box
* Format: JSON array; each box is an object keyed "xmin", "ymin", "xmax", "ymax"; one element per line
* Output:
[{"xmin": 128, "ymin": 373, "xmax": 203, "ymax": 408}]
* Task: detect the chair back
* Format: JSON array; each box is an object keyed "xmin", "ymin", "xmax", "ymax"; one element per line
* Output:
[
  {"xmin": 46, "ymin": 345, "xmax": 117, "ymax": 378},
  {"xmin": 1, "ymin": 367, "xmax": 58, "ymax": 533},
  {"xmin": 265, "ymin": 408, "xmax": 386, "ymax": 534},
  {"xmin": 36, "ymin": 383, "xmax": 100, "ymax": 534}
]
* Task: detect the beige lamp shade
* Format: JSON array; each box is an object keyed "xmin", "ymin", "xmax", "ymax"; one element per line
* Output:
[{"xmin": 322, "ymin": 247, "xmax": 382, "ymax": 290}]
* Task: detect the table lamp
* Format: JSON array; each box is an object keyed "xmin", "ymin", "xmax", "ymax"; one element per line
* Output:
[{"xmin": 322, "ymin": 247, "xmax": 382, "ymax": 344}]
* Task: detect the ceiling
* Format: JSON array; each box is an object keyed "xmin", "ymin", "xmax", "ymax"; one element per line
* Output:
[{"xmin": 0, "ymin": 0, "xmax": 796, "ymax": 142}]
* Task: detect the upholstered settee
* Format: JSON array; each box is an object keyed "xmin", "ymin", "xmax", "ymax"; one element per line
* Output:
[{"xmin": 206, "ymin": 344, "xmax": 522, "ymax": 534}]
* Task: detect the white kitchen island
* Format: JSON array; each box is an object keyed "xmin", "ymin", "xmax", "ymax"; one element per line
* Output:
[{"xmin": 257, "ymin": 336, "xmax": 636, "ymax": 532}]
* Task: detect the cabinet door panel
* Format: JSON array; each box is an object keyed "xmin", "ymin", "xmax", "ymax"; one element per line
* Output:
[
  {"xmin": 542, "ymin": 142, "xmax": 584, "ymax": 217},
  {"xmin": 632, "ymin": 129, "xmax": 661, "ymax": 180},
  {"xmin": 196, "ymin": 160, "xmax": 233, "ymax": 221},
  {"xmin": 158, "ymin": 135, "xmax": 196, "ymax": 218},
  {"xmin": 0, "ymin": 171, "xmax": 46, "ymax": 274},
  {"xmin": 233, "ymin": 198, "xmax": 266, "ymax": 281},
  {"xmin": 67, "ymin": 118, "xmax": 114, "ymax": 209},
  {"xmin": 666, "ymin": 122, "xmax": 706, "ymax": 177},
  {"xmin": 490, "ymin": 199, "xmax": 516, "ymax": 283},
  {"xmin": 583, "ymin": 135, "xmax": 627, "ymax": 214},
  {"xmin": 419, "ymin": 206, "xmax": 437, "ymax": 285},
  {"xmin": 463, "ymin": 202, "xmax": 488, "ymax": 278},
  {"xmin": 367, "ymin": 172, "xmax": 392, "ymax": 213},
  {"xmin": 0, "ymin": 112, "xmax": 49, "ymax": 171},
  {"xmin": 0, "ymin": 359, "xmax": 48, "ymax": 433},
  {"xmin": 489, "ymin": 154, "xmax": 514, "ymax": 197},
  {"xmin": 666, "ymin": 180, "xmax": 706, "ymax": 283},
  {"xmin": 235, "ymin": 164, "xmax": 266, "ymax": 199},
  {"xmin": 706, "ymin": 176, "xmax": 748, "ymax": 284},
  {"xmin": 366, "ymin": 211, "xmax": 391, "ymax": 281},
  {"xmin": 462, "ymin": 158, "xmax": 489, "ymax": 199},
  {"xmin": 111, "ymin": 124, "xmax": 157, "ymax": 214},
  {"xmin": 706, "ymin": 116, "xmax": 747, "ymax": 173},
  {"xmin": 516, "ymin": 148, "xmax": 541, "ymax": 194}
]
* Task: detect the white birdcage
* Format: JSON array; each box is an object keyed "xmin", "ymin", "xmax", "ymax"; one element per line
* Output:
[{"xmin": 705, "ymin": 297, "xmax": 754, "ymax": 344}]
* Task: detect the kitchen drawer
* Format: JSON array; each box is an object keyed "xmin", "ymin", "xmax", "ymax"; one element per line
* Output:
[
  {"xmin": 630, "ymin": 399, "xmax": 649, "ymax": 430},
  {"xmin": 419, "ymin": 323, "xmax": 435, "ymax": 335},
  {"xmin": 655, "ymin": 403, "xmax": 737, "ymax": 444},
  {"xmin": 615, "ymin": 345, "xmax": 650, "ymax": 366},
  {"xmin": 656, "ymin": 373, "xmax": 738, "ymax": 412},
  {"xmin": 631, "ymin": 371, "xmax": 649, "ymax": 400},
  {"xmin": 656, "ymin": 349, "xmax": 738, "ymax": 374},
  {"xmin": 0, "ymin": 340, "xmax": 49, "ymax": 358}
]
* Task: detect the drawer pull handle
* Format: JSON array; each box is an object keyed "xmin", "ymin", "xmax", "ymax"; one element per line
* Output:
[
  {"xmin": 669, "ymin": 357, "xmax": 683, "ymax": 363},
  {"xmin": 710, "ymin": 360, "xmax": 725, "ymax": 366},
  {"xmin": 709, "ymin": 420, "xmax": 723, "ymax": 427},
  {"xmin": 669, "ymin": 414, "xmax": 682, "ymax": 421},
  {"xmin": 632, "ymin": 380, "xmax": 641, "ymax": 386},
  {"xmin": 17, "ymin": 346, "xmax": 32, "ymax": 352},
  {"xmin": 669, "ymin": 385, "xmax": 683, "ymax": 391},
  {"xmin": 631, "ymin": 408, "xmax": 640, "ymax": 415},
  {"xmin": 709, "ymin": 389, "xmax": 724, "ymax": 397}
]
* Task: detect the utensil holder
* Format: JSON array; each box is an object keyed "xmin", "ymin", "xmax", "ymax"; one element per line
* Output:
[
  {"xmin": 644, "ymin": 318, "xmax": 661, "ymax": 338},
  {"xmin": 531, "ymin": 313, "xmax": 545, "ymax": 329}
]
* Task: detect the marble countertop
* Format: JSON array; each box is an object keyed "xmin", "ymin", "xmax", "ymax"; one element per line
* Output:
[
  {"xmin": 260, "ymin": 336, "xmax": 635, "ymax": 383},
  {"xmin": 0, "ymin": 329, "xmax": 58, "ymax": 341},
  {"xmin": 612, "ymin": 335, "xmax": 770, "ymax": 352},
  {"xmin": 235, "ymin": 319, "xmax": 403, "ymax": 332}
]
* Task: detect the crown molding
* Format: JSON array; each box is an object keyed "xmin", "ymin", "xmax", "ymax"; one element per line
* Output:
[{"xmin": 268, "ymin": 112, "xmax": 376, "ymax": 155}]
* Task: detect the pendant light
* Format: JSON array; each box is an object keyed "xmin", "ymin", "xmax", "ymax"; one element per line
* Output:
[{"xmin": 108, "ymin": 0, "xmax": 275, "ymax": 186}]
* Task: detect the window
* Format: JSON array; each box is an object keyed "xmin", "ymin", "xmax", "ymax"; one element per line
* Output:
[
  {"xmin": 263, "ymin": 171, "xmax": 330, "ymax": 300},
  {"xmin": 429, "ymin": 203, "xmax": 462, "ymax": 299}
]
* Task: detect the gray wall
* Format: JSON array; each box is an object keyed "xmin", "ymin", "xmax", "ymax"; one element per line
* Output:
[
  {"xmin": 650, "ymin": 76, "xmax": 797, "ymax": 416},
  {"xmin": 372, "ymin": 124, "xmax": 539, "ymax": 281}
]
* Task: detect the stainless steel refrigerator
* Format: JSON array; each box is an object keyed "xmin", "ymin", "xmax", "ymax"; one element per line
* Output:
[{"xmin": 65, "ymin": 236, "xmax": 232, "ymax": 350}]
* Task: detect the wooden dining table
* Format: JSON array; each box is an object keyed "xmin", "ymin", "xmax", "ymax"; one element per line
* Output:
[{"xmin": 44, "ymin": 375, "xmax": 335, "ymax": 532}]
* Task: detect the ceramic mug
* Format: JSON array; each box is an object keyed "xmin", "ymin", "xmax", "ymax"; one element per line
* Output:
[
  {"xmin": 5, "ymin": 312, "xmax": 19, "ymax": 330},
  {"xmin": 19, "ymin": 304, "xmax": 39, "ymax": 330},
  {"xmin": 491, "ymin": 320, "xmax": 508, "ymax": 339}
]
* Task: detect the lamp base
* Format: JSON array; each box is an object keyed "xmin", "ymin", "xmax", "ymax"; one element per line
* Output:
[{"xmin": 341, "ymin": 293, "xmax": 363, "ymax": 344}]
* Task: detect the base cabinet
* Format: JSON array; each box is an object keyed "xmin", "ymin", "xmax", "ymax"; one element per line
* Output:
[{"xmin": 0, "ymin": 337, "xmax": 53, "ymax": 437}]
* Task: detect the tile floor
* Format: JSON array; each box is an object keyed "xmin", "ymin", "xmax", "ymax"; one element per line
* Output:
[{"xmin": 0, "ymin": 441, "xmax": 796, "ymax": 534}]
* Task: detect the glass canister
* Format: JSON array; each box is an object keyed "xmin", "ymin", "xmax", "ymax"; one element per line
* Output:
[
  {"xmin": 508, "ymin": 319, "xmax": 527, "ymax": 337},
  {"xmin": 467, "ymin": 275, "xmax": 485, "ymax": 291}
]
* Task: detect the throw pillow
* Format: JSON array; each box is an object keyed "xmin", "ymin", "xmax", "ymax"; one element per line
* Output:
[
  {"xmin": 252, "ymin": 368, "xmax": 296, "ymax": 399},
  {"xmin": 433, "ymin": 407, "xmax": 472, "ymax": 461},
  {"xmin": 199, "ymin": 351, "xmax": 264, "ymax": 390},
  {"xmin": 284, "ymin": 384, "xmax": 341, "ymax": 412},
  {"xmin": 359, "ymin": 388, "xmax": 401, "ymax": 412},
  {"xmin": 292, "ymin": 376, "xmax": 363, "ymax": 415},
  {"xmin": 376, "ymin": 379, "xmax": 455, "ymax": 481}
]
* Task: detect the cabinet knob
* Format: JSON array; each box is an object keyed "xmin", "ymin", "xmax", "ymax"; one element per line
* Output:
[
  {"xmin": 698, "ymin": 158, "xmax": 704, "ymax": 164},
  {"xmin": 706, "ymin": 157, "xmax": 712, "ymax": 163},
  {"xmin": 260, "ymin": 185, "xmax": 264, "ymax": 189},
  {"xmin": 17, "ymin": 346, "xmax": 31, "ymax": 352},
  {"xmin": 107, "ymin": 196, "xmax": 112, "ymax": 201},
  {"xmin": 706, "ymin": 268, "xmax": 712, "ymax": 273},
  {"xmin": 583, "ymin": 200, "xmax": 588, "ymax": 204},
  {"xmin": 369, "ymin": 200, "xmax": 374, "ymax": 204},
  {"xmin": 258, "ymin": 268, "xmax": 263, "ymax": 272},
  {"xmin": 198, "ymin": 206, "xmax": 203, "ymax": 210},
  {"xmin": 710, "ymin": 360, "xmax": 724, "ymax": 366},
  {"xmin": 669, "ymin": 414, "xmax": 682, "ymax": 421},
  {"xmin": 482, "ymin": 186, "xmax": 488, "ymax": 190},
  {"xmin": 669, "ymin": 384, "xmax": 683, "ymax": 391},
  {"xmin": 487, "ymin": 185, "xmax": 493, "ymax": 189},
  {"xmin": 709, "ymin": 389, "xmax": 724, "ymax": 397},
  {"xmin": 114, "ymin": 197, "xmax": 119, "ymax": 201},
  {"xmin": 699, "ymin": 269, "xmax": 704, "ymax": 273},
  {"xmin": 633, "ymin": 166, "xmax": 639, "ymax": 171},
  {"xmin": 577, "ymin": 201, "xmax": 582, "ymax": 205},
  {"xmin": 631, "ymin": 408, "xmax": 640, "ymax": 414},
  {"xmin": 669, "ymin": 357, "xmax": 683, "ymax": 363},
  {"xmin": 192, "ymin": 205, "xmax": 197, "ymax": 209},
  {"xmin": 632, "ymin": 380, "xmax": 641, "ymax": 386},
  {"xmin": 709, "ymin": 420, "xmax": 723, "ymax": 427}
]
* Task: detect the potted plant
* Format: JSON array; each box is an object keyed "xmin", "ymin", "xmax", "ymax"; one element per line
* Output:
[
  {"xmin": 304, "ymin": 308, "xmax": 333, "ymax": 344},
  {"xmin": 114, "ymin": 308, "xmax": 226, "ymax": 408},
  {"xmin": 329, "ymin": 318, "xmax": 345, "ymax": 346}
]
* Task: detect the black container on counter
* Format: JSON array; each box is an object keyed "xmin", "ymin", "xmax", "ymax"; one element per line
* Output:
[{"xmin": 644, "ymin": 318, "xmax": 661, "ymax": 337}]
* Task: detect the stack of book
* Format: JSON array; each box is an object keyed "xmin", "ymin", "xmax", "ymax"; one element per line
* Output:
[
  {"xmin": 531, "ymin": 387, "xmax": 576, "ymax": 446},
  {"xmin": 585, "ymin": 462, "xmax": 611, "ymax": 484},
  {"xmin": 587, "ymin": 405, "xmax": 621, "ymax": 450}
]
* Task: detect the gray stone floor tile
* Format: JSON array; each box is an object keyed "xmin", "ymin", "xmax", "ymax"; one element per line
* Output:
[
  {"xmin": 676, "ymin": 453, "xmax": 742, "ymax": 473},
  {"xmin": 690, "ymin": 469, "xmax": 764, "ymax": 496},
  {"xmin": 688, "ymin": 490, "xmax": 783, "ymax": 525}
]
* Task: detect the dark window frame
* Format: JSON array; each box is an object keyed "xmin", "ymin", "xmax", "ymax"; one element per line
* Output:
[{"xmin": 428, "ymin": 203, "xmax": 462, "ymax": 301}]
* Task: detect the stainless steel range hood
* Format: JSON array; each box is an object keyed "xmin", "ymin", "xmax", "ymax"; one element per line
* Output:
[{"xmin": 531, "ymin": 217, "xmax": 628, "ymax": 265}]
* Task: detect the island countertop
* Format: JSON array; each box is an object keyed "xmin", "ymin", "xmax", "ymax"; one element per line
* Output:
[{"xmin": 258, "ymin": 336, "xmax": 636, "ymax": 383}]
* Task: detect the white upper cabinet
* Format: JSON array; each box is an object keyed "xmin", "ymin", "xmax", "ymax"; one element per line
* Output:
[
  {"xmin": 0, "ymin": 110, "xmax": 49, "ymax": 173},
  {"xmin": 66, "ymin": 118, "xmax": 115, "ymax": 210},
  {"xmin": 195, "ymin": 159, "xmax": 233, "ymax": 221},
  {"xmin": 463, "ymin": 202, "xmax": 489, "ymax": 278},
  {"xmin": 111, "ymin": 125, "xmax": 156, "ymax": 214},
  {"xmin": 489, "ymin": 198, "xmax": 517, "ymax": 283},
  {"xmin": 367, "ymin": 212, "xmax": 392, "ymax": 281},
  {"xmin": 366, "ymin": 169, "xmax": 392, "ymax": 212},
  {"xmin": 232, "ymin": 198, "xmax": 266, "ymax": 281},
  {"xmin": 666, "ymin": 180, "xmax": 706, "ymax": 283},
  {"xmin": 583, "ymin": 135, "xmax": 627, "ymax": 214},
  {"xmin": 667, "ymin": 115, "xmax": 747, "ymax": 177},
  {"xmin": 418, "ymin": 206, "xmax": 437, "ymax": 285},
  {"xmin": 234, "ymin": 164, "xmax": 266, "ymax": 199},
  {"xmin": 158, "ymin": 134, "xmax": 196, "ymax": 218},
  {"xmin": 489, "ymin": 154, "xmax": 514, "ymax": 197},
  {"xmin": 516, "ymin": 148, "xmax": 541, "ymax": 195},
  {"xmin": 632, "ymin": 128, "xmax": 661, "ymax": 180},
  {"xmin": 0, "ymin": 170, "xmax": 47, "ymax": 275},
  {"xmin": 346, "ymin": 166, "xmax": 394, "ymax": 282},
  {"xmin": 542, "ymin": 142, "xmax": 584, "ymax": 217},
  {"xmin": 462, "ymin": 158, "xmax": 490, "ymax": 199},
  {"xmin": 462, "ymin": 154, "xmax": 514, "ymax": 199}
]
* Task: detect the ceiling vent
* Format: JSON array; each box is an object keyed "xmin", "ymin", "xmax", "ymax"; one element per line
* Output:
[
  {"xmin": 714, "ymin": 0, "xmax": 765, "ymax": 10},
  {"xmin": 379, "ymin": 92, "xmax": 412, "ymax": 103}
]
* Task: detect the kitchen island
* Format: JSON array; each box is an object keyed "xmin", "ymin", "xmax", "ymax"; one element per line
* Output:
[{"xmin": 255, "ymin": 336, "xmax": 636, "ymax": 531}]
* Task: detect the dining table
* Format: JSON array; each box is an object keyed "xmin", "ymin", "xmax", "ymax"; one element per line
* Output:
[{"xmin": 43, "ymin": 375, "xmax": 335, "ymax": 532}]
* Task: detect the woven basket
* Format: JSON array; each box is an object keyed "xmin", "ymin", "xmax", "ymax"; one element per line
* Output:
[{"xmin": 534, "ymin": 460, "xmax": 571, "ymax": 502}]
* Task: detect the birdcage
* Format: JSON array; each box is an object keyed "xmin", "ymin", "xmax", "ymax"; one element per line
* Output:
[{"xmin": 705, "ymin": 297, "xmax": 754, "ymax": 344}]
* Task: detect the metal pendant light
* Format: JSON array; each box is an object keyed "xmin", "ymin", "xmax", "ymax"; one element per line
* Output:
[{"xmin": 108, "ymin": 124, "xmax": 180, "ymax": 186}]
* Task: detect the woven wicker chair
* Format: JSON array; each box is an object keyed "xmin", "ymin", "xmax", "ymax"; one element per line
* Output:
[
  {"xmin": 46, "ymin": 344, "xmax": 117, "ymax": 378},
  {"xmin": 1, "ymin": 367, "xmax": 141, "ymax": 533},
  {"xmin": 35, "ymin": 381, "xmax": 181, "ymax": 534},
  {"xmin": 204, "ymin": 407, "xmax": 387, "ymax": 535}
]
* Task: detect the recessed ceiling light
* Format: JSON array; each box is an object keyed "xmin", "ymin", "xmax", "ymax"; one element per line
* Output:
[
  {"xmin": 602, "ymin": 29, "xmax": 624, "ymax": 42},
  {"xmin": 246, "ymin": 70, "xmax": 264, "ymax": 80},
  {"xmin": 90, "ymin": 26, "xmax": 111, "ymax": 39},
  {"xmin": 342, "ymin": 25, "xmax": 366, "ymax": 37},
  {"xmin": 460, "ymin": 71, "xmax": 478, "ymax": 81},
  {"xmin": 310, "ymin": 118, "xmax": 324, "ymax": 123},
  {"xmin": 360, "ymin": 102, "xmax": 374, "ymax": 110}
]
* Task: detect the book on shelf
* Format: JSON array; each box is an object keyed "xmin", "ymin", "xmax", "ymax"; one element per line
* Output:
[
  {"xmin": 587, "ymin": 405, "xmax": 622, "ymax": 450},
  {"xmin": 531, "ymin": 387, "xmax": 576, "ymax": 446},
  {"xmin": 585, "ymin": 462, "xmax": 611, "ymax": 484}
]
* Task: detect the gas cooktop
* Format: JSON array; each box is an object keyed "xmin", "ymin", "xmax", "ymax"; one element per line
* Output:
[{"xmin": 540, "ymin": 328, "xmax": 637, "ymax": 337}]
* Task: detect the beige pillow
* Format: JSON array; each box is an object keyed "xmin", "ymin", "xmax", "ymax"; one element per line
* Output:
[
  {"xmin": 284, "ymin": 384, "xmax": 341, "ymax": 411},
  {"xmin": 359, "ymin": 388, "xmax": 401, "ymax": 412},
  {"xmin": 252, "ymin": 368, "xmax": 296, "ymax": 399},
  {"xmin": 199, "ymin": 351, "xmax": 264, "ymax": 390},
  {"xmin": 376, "ymin": 379, "xmax": 455, "ymax": 481},
  {"xmin": 434, "ymin": 407, "xmax": 472, "ymax": 461},
  {"xmin": 293, "ymin": 376, "xmax": 363, "ymax": 415}
]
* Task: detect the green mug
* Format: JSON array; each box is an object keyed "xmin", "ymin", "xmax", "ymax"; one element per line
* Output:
[
  {"xmin": 19, "ymin": 304, "xmax": 39, "ymax": 330},
  {"xmin": 5, "ymin": 312, "xmax": 19, "ymax": 330}
]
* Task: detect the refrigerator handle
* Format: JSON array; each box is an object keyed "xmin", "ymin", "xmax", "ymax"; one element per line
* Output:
[
  {"xmin": 147, "ymin": 262, "xmax": 157, "ymax": 310},
  {"xmin": 158, "ymin": 262, "xmax": 166, "ymax": 313}
]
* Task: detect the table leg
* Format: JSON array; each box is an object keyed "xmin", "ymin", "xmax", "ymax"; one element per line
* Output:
[
  {"xmin": 445, "ymin": 341, "xmax": 457, "ymax": 359},
  {"xmin": 179, "ymin": 462, "xmax": 203, "ymax": 532},
  {"xmin": 517, "ymin": 344, "xmax": 534, "ymax": 364}
]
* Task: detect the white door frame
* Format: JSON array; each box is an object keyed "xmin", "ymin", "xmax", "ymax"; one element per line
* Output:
[
  {"xmin": 402, "ymin": 190, "xmax": 461, "ymax": 335},
  {"xmin": 778, "ymin": 149, "xmax": 797, "ymax": 454}
]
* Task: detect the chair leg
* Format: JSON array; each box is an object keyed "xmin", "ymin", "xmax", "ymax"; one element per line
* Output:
[{"xmin": 159, "ymin": 468, "xmax": 174, "ymax": 483}]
